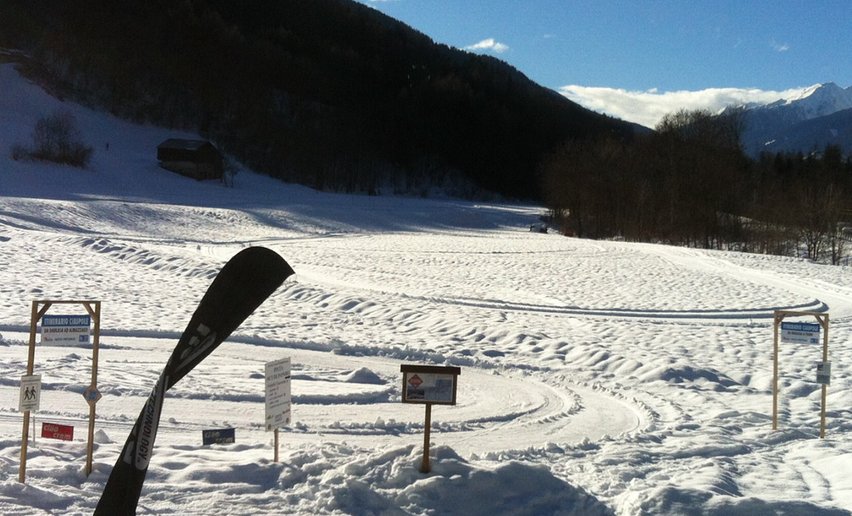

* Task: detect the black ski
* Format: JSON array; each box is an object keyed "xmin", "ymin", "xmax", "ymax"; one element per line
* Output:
[{"xmin": 94, "ymin": 246, "xmax": 294, "ymax": 515}]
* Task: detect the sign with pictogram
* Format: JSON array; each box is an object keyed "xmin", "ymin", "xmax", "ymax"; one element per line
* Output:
[
  {"xmin": 19, "ymin": 374, "xmax": 42, "ymax": 412},
  {"xmin": 816, "ymin": 361, "xmax": 831, "ymax": 385},
  {"xmin": 83, "ymin": 384, "xmax": 102, "ymax": 404}
]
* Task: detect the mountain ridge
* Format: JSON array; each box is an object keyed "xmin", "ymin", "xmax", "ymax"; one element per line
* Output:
[{"xmin": 733, "ymin": 82, "xmax": 852, "ymax": 156}]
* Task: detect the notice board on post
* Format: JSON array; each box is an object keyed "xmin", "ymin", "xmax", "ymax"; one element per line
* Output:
[
  {"xmin": 265, "ymin": 357, "xmax": 292, "ymax": 431},
  {"xmin": 772, "ymin": 310, "xmax": 831, "ymax": 438},
  {"xmin": 401, "ymin": 364, "xmax": 461, "ymax": 405},
  {"xmin": 21, "ymin": 300, "xmax": 102, "ymax": 483},
  {"xmin": 400, "ymin": 364, "xmax": 461, "ymax": 473}
]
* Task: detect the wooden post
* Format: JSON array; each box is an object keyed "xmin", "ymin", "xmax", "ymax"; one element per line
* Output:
[
  {"xmin": 274, "ymin": 428, "xmax": 279, "ymax": 463},
  {"xmin": 819, "ymin": 313, "xmax": 829, "ymax": 439},
  {"xmin": 84, "ymin": 301, "xmax": 101, "ymax": 476},
  {"xmin": 772, "ymin": 313, "xmax": 780, "ymax": 430},
  {"xmin": 420, "ymin": 403, "xmax": 432, "ymax": 473},
  {"xmin": 19, "ymin": 301, "xmax": 42, "ymax": 483}
]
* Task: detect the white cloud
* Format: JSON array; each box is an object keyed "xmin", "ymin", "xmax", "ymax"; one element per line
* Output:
[
  {"xmin": 465, "ymin": 38, "xmax": 510, "ymax": 54},
  {"xmin": 772, "ymin": 41, "xmax": 790, "ymax": 52},
  {"xmin": 558, "ymin": 85, "xmax": 812, "ymax": 128}
]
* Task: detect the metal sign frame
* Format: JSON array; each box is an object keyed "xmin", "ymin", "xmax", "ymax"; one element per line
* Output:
[
  {"xmin": 772, "ymin": 310, "xmax": 830, "ymax": 438},
  {"xmin": 19, "ymin": 300, "xmax": 101, "ymax": 483}
]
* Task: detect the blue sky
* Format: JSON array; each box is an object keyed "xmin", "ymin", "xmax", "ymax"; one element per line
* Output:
[{"xmin": 357, "ymin": 0, "xmax": 852, "ymax": 127}]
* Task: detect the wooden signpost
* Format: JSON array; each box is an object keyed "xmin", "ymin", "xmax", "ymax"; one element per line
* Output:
[
  {"xmin": 19, "ymin": 300, "xmax": 101, "ymax": 483},
  {"xmin": 400, "ymin": 364, "xmax": 461, "ymax": 473},
  {"xmin": 772, "ymin": 310, "xmax": 830, "ymax": 438}
]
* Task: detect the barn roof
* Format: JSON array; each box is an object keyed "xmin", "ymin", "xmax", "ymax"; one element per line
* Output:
[{"xmin": 157, "ymin": 138, "xmax": 215, "ymax": 151}]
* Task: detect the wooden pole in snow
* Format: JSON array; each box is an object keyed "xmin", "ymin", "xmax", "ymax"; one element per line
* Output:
[{"xmin": 421, "ymin": 403, "xmax": 432, "ymax": 473}]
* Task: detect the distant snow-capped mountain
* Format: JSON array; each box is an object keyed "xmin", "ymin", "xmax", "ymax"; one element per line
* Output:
[{"xmin": 738, "ymin": 82, "xmax": 852, "ymax": 157}]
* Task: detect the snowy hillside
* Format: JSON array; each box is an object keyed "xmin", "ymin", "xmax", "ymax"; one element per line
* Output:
[{"xmin": 1, "ymin": 63, "xmax": 851, "ymax": 515}]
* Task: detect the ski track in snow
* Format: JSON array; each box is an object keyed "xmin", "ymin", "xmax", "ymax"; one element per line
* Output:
[{"xmin": 0, "ymin": 335, "xmax": 645, "ymax": 455}]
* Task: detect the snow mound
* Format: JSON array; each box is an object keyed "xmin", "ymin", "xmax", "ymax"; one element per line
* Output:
[
  {"xmin": 93, "ymin": 429, "xmax": 112, "ymax": 444},
  {"xmin": 343, "ymin": 367, "xmax": 386, "ymax": 385},
  {"xmin": 314, "ymin": 445, "xmax": 612, "ymax": 515},
  {"xmin": 638, "ymin": 486, "xmax": 850, "ymax": 516}
]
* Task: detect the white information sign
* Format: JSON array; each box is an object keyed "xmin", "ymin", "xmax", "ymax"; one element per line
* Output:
[
  {"xmin": 780, "ymin": 321, "xmax": 820, "ymax": 344},
  {"xmin": 265, "ymin": 358, "xmax": 291, "ymax": 431},
  {"xmin": 19, "ymin": 374, "xmax": 42, "ymax": 412},
  {"xmin": 816, "ymin": 361, "xmax": 831, "ymax": 385},
  {"xmin": 41, "ymin": 314, "xmax": 91, "ymax": 345}
]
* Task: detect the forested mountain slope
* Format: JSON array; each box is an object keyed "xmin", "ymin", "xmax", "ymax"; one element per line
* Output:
[{"xmin": 0, "ymin": 0, "xmax": 636, "ymax": 199}]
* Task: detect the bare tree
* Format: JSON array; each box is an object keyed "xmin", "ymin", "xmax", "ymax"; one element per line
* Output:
[{"xmin": 26, "ymin": 110, "xmax": 93, "ymax": 167}]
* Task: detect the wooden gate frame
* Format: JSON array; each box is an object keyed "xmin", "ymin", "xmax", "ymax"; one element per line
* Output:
[
  {"xmin": 19, "ymin": 300, "xmax": 101, "ymax": 482},
  {"xmin": 772, "ymin": 310, "xmax": 829, "ymax": 438}
]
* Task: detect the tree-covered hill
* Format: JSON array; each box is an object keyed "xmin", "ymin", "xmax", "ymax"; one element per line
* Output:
[{"xmin": 0, "ymin": 0, "xmax": 637, "ymax": 199}]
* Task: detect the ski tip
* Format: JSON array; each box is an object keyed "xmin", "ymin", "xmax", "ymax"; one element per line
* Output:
[{"xmin": 236, "ymin": 246, "xmax": 296, "ymax": 281}]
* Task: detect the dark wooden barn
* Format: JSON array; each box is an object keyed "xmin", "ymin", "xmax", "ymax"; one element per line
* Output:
[{"xmin": 156, "ymin": 139, "xmax": 223, "ymax": 180}]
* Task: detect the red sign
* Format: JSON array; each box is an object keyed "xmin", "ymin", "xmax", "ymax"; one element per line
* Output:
[
  {"xmin": 408, "ymin": 374, "xmax": 423, "ymax": 388},
  {"xmin": 41, "ymin": 422, "xmax": 74, "ymax": 441}
]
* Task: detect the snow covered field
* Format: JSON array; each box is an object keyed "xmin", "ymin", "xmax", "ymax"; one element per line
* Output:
[{"xmin": 1, "ymin": 63, "xmax": 851, "ymax": 515}]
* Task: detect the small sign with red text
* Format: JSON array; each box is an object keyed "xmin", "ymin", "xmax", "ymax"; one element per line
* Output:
[{"xmin": 41, "ymin": 422, "xmax": 74, "ymax": 441}]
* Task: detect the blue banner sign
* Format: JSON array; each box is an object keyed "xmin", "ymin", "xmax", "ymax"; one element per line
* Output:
[
  {"xmin": 41, "ymin": 314, "xmax": 92, "ymax": 345},
  {"xmin": 781, "ymin": 321, "xmax": 821, "ymax": 344},
  {"xmin": 43, "ymin": 315, "xmax": 91, "ymax": 327}
]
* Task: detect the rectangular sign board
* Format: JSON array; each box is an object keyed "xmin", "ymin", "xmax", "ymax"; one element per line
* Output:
[
  {"xmin": 816, "ymin": 361, "xmax": 831, "ymax": 385},
  {"xmin": 401, "ymin": 364, "xmax": 461, "ymax": 405},
  {"xmin": 19, "ymin": 374, "xmax": 42, "ymax": 412},
  {"xmin": 265, "ymin": 357, "xmax": 292, "ymax": 431},
  {"xmin": 202, "ymin": 428, "xmax": 235, "ymax": 445},
  {"xmin": 41, "ymin": 422, "xmax": 74, "ymax": 441},
  {"xmin": 41, "ymin": 314, "xmax": 91, "ymax": 345},
  {"xmin": 780, "ymin": 321, "xmax": 821, "ymax": 344}
]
